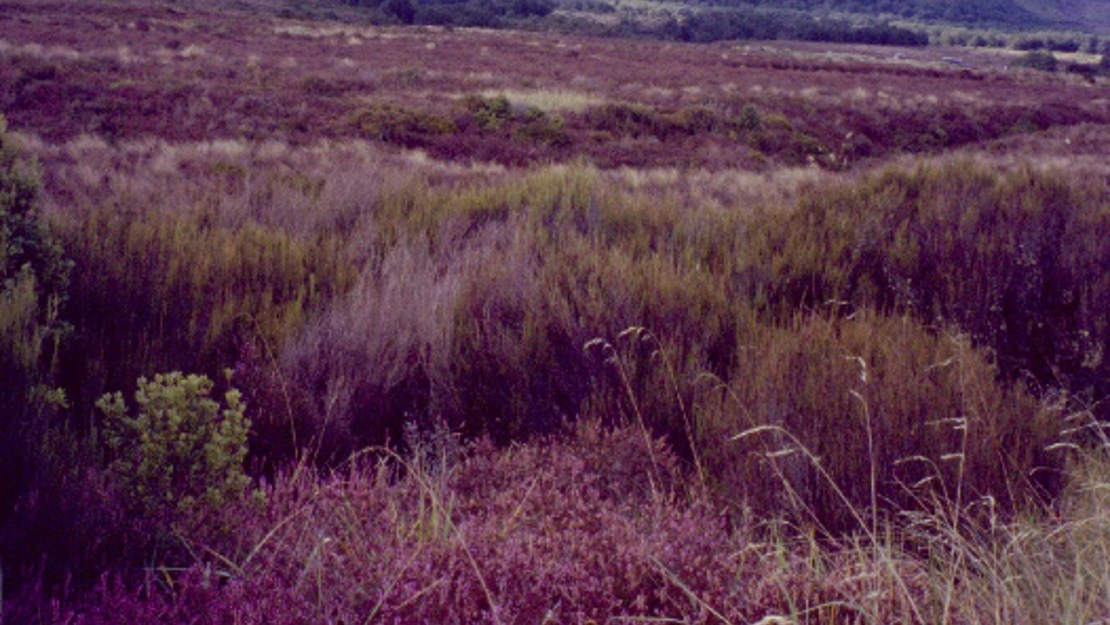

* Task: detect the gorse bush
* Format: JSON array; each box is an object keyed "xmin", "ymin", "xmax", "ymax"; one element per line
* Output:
[
  {"xmin": 98, "ymin": 372, "xmax": 254, "ymax": 528},
  {"xmin": 351, "ymin": 103, "xmax": 457, "ymax": 147},
  {"xmin": 463, "ymin": 94, "xmax": 514, "ymax": 131}
]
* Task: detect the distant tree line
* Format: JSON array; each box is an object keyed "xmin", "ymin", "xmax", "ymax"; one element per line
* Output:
[
  {"xmin": 645, "ymin": 9, "xmax": 929, "ymax": 47},
  {"xmin": 676, "ymin": 0, "xmax": 1047, "ymax": 30},
  {"xmin": 344, "ymin": 0, "xmax": 556, "ymax": 26},
  {"xmin": 338, "ymin": 0, "xmax": 925, "ymax": 47}
]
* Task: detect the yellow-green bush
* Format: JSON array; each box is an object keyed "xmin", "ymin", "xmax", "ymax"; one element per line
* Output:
[{"xmin": 98, "ymin": 372, "xmax": 255, "ymax": 530}]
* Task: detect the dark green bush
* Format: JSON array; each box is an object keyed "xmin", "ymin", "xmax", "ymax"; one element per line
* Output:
[
  {"xmin": 583, "ymin": 102, "xmax": 663, "ymax": 138},
  {"xmin": 693, "ymin": 312, "xmax": 1064, "ymax": 532},
  {"xmin": 514, "ymin": 112, "xmax": 569, "ymax": 146},
  {"xmin": 379, "ymin": 0, "xmax": 415, "ymax": 23},
  {"xmin": 462, "ymin": 94, "xmax": 514, "ymax": 131},
  {"xmin": 0, "ymin": 115, "xmax": 71, "ymax": 521},
  {"xmin": 351, "ymin": 103, "xmax": 457, "ymax": 146},
  {"xmin": 59, "ymin": 208, "xmax": 354, "ymax": 413}
]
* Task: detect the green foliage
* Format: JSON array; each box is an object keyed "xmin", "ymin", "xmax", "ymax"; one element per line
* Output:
[
  {"xmin": 651, "ymin": 9, "xmax": 929, "ymax": 46},
  {"xmin": 379, "ymin": 0, "xmax": 414, "ymax": 24},
  {"xmin": 731, "ymin": 103, "xmax": 762, "ymax": 133},
  {"xmin": 0, "ymin": 116, "xmax": 69, "ymax": 310},
  {"xmin": 693, "ymin": 312, "xmax": 1063, "ymax": 531},
  {"xmin": 0, "ymin": 115, "xmax": 71, "ymax": 519},
  {"xmin": 1014, "ymin": 35, "xmax": 1085, "ymax": 53},
  {"xmin": 757, "ymin": 161, "xmax": 1109, "ymax": 411},
  {"xmin": 459, "ymin": 95, "xmax": 569, "ymax": 146},
  {"xmin": 649, "ymin": 0, "xmax": 1048, "ymax": 31},
  {"xmin": 351, "ymin": 103, "xmax": 457, "ymax": 146},
  {"xmin": 745, "ymin": 114, "xmax": 826, "ymax": 165},
  {"xmin": 98, "ymin": 372, "xmax": 254, "ymax": 525},
  {"xmin": 411, "ymin": 0, "xmax": 555, "ymax": 27},
  {"xmin": 463, "ymin": 94, "xmax": 514, "ymax": 131},
  {"xmin": 60, "ymin": 207, "xmax": 353, "ymax": 411},
  {"xmin": 584, "ymin": 102, "xmax": 664, "ymax": 138},
  {"xmin": 514, "ymin": 110, "xmax": 569, "ymax": 146}
]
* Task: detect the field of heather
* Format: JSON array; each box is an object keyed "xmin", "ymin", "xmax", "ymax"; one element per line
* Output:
[{"xmin": 2, "ymin": 1, "xmax": 1110, "ymax": 623}]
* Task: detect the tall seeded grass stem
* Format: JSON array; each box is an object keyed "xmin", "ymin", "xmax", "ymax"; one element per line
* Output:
[
  {"xmin": 648, "ymin": 555, "xmax": 733, "ymax": 624},
  {"xmin": 586, "ymin": 329, "xmax": 664, "ymax": 502},
  {"xmin": 731, "ymin": 424, "xmax": 925, "ymax": 623},
  {"xmin": 356, "ymin": 446, "xmax": 502, "ymax": 625},
  {"xmin": 848, "ymin": 387, "xmax": 878, "ymax": 556}
]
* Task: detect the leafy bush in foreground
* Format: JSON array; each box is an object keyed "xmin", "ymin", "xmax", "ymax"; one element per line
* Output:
[{"xmin": 98, "ymin": 372, "xmax": 254, "ymax": 532}]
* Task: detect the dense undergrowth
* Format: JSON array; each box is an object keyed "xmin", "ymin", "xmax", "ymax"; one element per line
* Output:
[{"xmin": 2, "ymin": 114, "xmax": 1109, "ymax": 621}]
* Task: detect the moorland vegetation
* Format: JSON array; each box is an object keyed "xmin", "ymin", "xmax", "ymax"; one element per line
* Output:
[{"xmin": 1, "ymin": 0, "xmax": 1110, "ymax": 622}]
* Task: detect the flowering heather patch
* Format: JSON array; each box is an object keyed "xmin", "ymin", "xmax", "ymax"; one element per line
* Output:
[{"xmin": 22, "ymin": 424, "xmax": 938, "ymax": 624}]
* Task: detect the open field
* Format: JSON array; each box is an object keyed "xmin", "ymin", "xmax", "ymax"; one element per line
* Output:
[
  {"xmin": 2, "ymin": 0, "xmax": 1108, "ymax": 170},
  {"xmin": 2, "ymin": 1, "xmax": 1110, "ymax": 623}
]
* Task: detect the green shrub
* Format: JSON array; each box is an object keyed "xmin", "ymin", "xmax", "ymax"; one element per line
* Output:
[
  {"xmin": 0, "ymin": 115, "xmax": 69, "ymax": 313},
  {"xmin": 663, "ymin": 106, "xmax": 719, "ymax": 134},
  {"xmin": 98, "ymin": 372, "xmax": 254, "ymax": 527},
  {"xmin": 691, "ymin": 312, "xmax": 1064, "ymax": 532},
  {"xmin": 0, "ymin": 114, "xmax": 71, "ymax": 519},
  {"xmin": 462, "ymin": 94, "xmax": 514, "ymax": 131},
  {"xmin": 514, "ymin": 112, "xmax": 569, "ymax": 146},
  {"xmin": 379, "ymin": 0, "xmax": 415, "ymax": 24},
  {"xmin": 757, "ymin": 160, "xmax": 1110, "ymax": 418},
  {"xmin": 729, "ymin": 103, "xmax": 762, "ymax": 134},
  {"xmin": 351, "ymin": 103, "xmax": 457, "ymax": 145},
  {"xmin": 583, "ymin": 102, "xmax": 662, "ymax": 138}
]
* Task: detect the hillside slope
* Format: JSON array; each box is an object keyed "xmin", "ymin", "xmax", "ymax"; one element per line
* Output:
[
  {"xmin": 1017, "ymin": 0, "xmax": 1110, "ymax": 33},
  {"xmin": 653, "ymin": 0, "xmax": 1107, "ymax": 32}
]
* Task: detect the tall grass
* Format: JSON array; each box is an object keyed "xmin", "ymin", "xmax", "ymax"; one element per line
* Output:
[
  {"xmin": 58, "ymin": 208, "xmax": 356, "ymax": 414},
  {"xmin": 759, "ymin": 160, "xmax": 1109, "ymax": 418},
  {"xmin": 695, "ymin": 311, "xmax": 1065, "ymax": 532},
  {"xmin": 3, "ymin": 130, "xmax": 1109, "ymax": 621},
  {"xmin": 42, "ymin": 149, "xmax": 1104, "ymax": 510}
]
